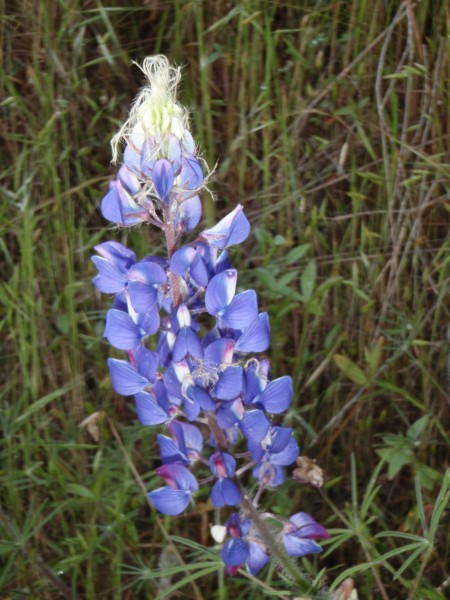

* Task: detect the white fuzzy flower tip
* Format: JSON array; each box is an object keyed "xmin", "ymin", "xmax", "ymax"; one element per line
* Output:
[{"xmin": 111, "ymin": 55, "xmax": 189, "ymax": 163}]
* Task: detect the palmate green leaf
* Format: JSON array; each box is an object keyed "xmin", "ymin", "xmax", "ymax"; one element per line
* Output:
[
  {"xmin": 375, "ymin": 541, "xmax": 426, "ymax": 563},
  {"xmin": 415, "ymin": 463, "xmax": 440, "ymax": 491},
  {"xmin": 386, "ymin": 450, "xmax": 412, "ymax": 479},
  {"xmin": 407, "ymin": 415, "xmax": 430, "ymax": 441},
  {"xmin": 333, "ymin": 354, "xmax": 368, "ymax": 385},
  {"xmin": 393, "ymin": 546, "xmax": 427, "ymax": 580}
]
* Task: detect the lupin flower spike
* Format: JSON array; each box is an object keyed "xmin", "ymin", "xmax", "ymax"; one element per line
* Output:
[{"xmin": 93, "ymin": 55, "xmax": 329, "ymax": 582}]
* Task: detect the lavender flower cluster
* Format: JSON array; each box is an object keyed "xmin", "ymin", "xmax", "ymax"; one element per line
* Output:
[{"xmin": 92, "ymin": 56, "xmax": 328, "ymax": 576}]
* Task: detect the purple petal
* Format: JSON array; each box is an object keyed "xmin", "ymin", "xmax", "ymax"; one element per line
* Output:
[
  {"xmin": 118, "ymin": 165, "xmax": 140, "ymax": 195},
  {"xmin": 101, "ymin": 181, "xmax": 145, "ymax": 226},
  {"xmin": 180, "ymin": 157, "xmax": 203, "ymax": 190},
  {"xmin": 214, "ymin": 366, "xmax": 243, "ymax": 400},
  {"xmin": 189, "ymin": 254, "xmax": 209, "ymax": 288},
  {"xmin": 136, "ymin": 305, "xmax": 160, "ymax": 336},
  {"xmin": 124, "ymin": 123, "xmax": 145, "ymax": 173},
  {"xmin": 94, "ymin": 241, "xmax": 136, "ymax": 270},
  {"xmin": 205, "ymin": 269, "xmax": 237, "ymax": 316},
  {"xmin": 209, "ymin": 451, "xmax": 236, "ymax": 478},
  {"xmin": 204, "ymin": 338, "xmax": 235, "ymax": 366},
  {"xmin": 108, "ymin": 358, "xmax": 149, "ymax": 395},
  {"xmin": 91, "ymin": 256, "xmax": 127, "ymax": 294},
  {"xmin": 211, "ymin": 479, "xmax": 241, "ymax": 508},
  {"xmin": 135, "ymin": 391, "xmax": 169, "ymax": 425},
  {"xmin": 100, "ymin": 186, "xmax": 124, "ymax": 224},
  {"xmin": 288, "ymin": 513, "xmax": 330, "ymax": 539},
  {"xmin": 253, "ymin": 462, "xmax": 285, "ymax": 487},
  {"xmin": 157, "ymin": 434, "xmax": 187, "ymax": 464},
  {"xmin": 267, "ymin": 427, "xmax": 293, "ymax": 454},
  {"xmin": 216, "ymin": 404, "xmax": 240, "ymax": 429},
  {"xmin": 283, "ymin": 535, "xmax": 323, "ymax": 557},
  {"xmin": 243, "ymin": 359, "xmax": 270, "ymax": 404},
  {"xmin": 148, "ymin": 487, "xmax": 192, "ymax": 516},
  {"xmin": 247, "ymin": 440, "xmax": 265, "ymax": 463},
  {"xmin": 170, "ymin": 246, "xmax": 197, "ymax": 276},
  {"xmin": 201, "ymin": 205, "xmax": 250, "ymax": 249},
  {"xmin": 173, "ymin": 328, "xmax": 203, "ymax": 362},
  {"xmin": 123, "ymin": 143, "xmax": 141, "ymax": 175},
  {"xmin": 270, "ymin": 438, "xmax": 299, "ymax": 466},
  {"xmin": 240, "ymin": 410, "xmax": 270, "ymax": 442},
  {"xmin": 170, "ymin": 420, "xmax": 203, "ymax": 456},
  {"xmin": 221, "ymin": 290, "xmax": 258, "ymax": 330},
  {"xmin": 254, "ymin": 376, "xmax": 293, "ymax": 414},
  {"xmin": 157, "ymin": 463, "xmax": 198, "ymax": 492},
  {"xmin": 175, "ymin": 195, "xmax": 202, "ymax": 232},
  {"xmin": 153, "ymin": 159, "xmax": 174, "ymax": 202},
  {"xmin": 216, "ymin": 249, "xmax": 231, "ymax": 272},
  {"xmin": 128, "ymin": 282, "xmax": 158, "ymax": 314},
  {"xmin": 221, "ymin": 539, "xmax": 249, "ymax": 567},
  {"xmin": 184, "ymin": 393, "xmax": 200, "ymax": 422},
  {"xmin": 221, "ymin": 479, "xmax": 241, "ymax": 505},
  {"xmin": 187, "ymin": 386, "xmax": 216, "ymax": 412},
  {"xmin": 246, "ymin": 541, "xmax": 270, "ymax": 575},
  {"xmin": 163, "ymin": 361, "xmax": 190, "ymax": 400},
  {"xmin": 129, "ymin": 261, "xmax": 166, "ymax": 285},
  {"xmin": 134, "ymin": 346, "xmax": 158, "ymax": 383},
  {"xmin": 104, "ymin": 309, "xmax": 142, "ymax": 350},
  {"xmin": 211, "ymin": 479, "xmax": 226, "ymax": 508},
  {"xmin": 235, "ymin": 313, "xmax": 270, "ymax": 353}
]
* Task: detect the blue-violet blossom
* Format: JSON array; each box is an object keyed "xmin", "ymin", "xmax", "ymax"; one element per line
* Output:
[{"xmin": 93, "ymin": 55, "xmax": 329, "ymax": 576}]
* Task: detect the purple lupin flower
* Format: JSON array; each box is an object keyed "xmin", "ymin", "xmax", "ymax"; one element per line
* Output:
[
  {"xmin": 93, "ymin": 55, "xmax": 328, "ymax": 581},
  {"xmin": 221, "ymin": 513, "xmax": 269, "ymax": 576},
  {"xmin": 283, "ymin": 512, "xmax": 330, "ymax": 556}
]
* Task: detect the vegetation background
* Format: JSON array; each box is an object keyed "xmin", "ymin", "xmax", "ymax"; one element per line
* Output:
[{"xmin": 1, "ymin": 0, "xmax": 449, "ymax": 598}]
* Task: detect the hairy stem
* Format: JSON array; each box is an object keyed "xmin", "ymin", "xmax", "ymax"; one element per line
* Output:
[{"xmin": 163, "ymin": 207, "xmax": 182, "ymax": 308}]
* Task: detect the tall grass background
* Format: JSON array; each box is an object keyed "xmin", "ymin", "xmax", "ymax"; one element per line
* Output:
[{"xmin": 1, "ymin": 1, "xmax": 449, "ymax": 598}]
